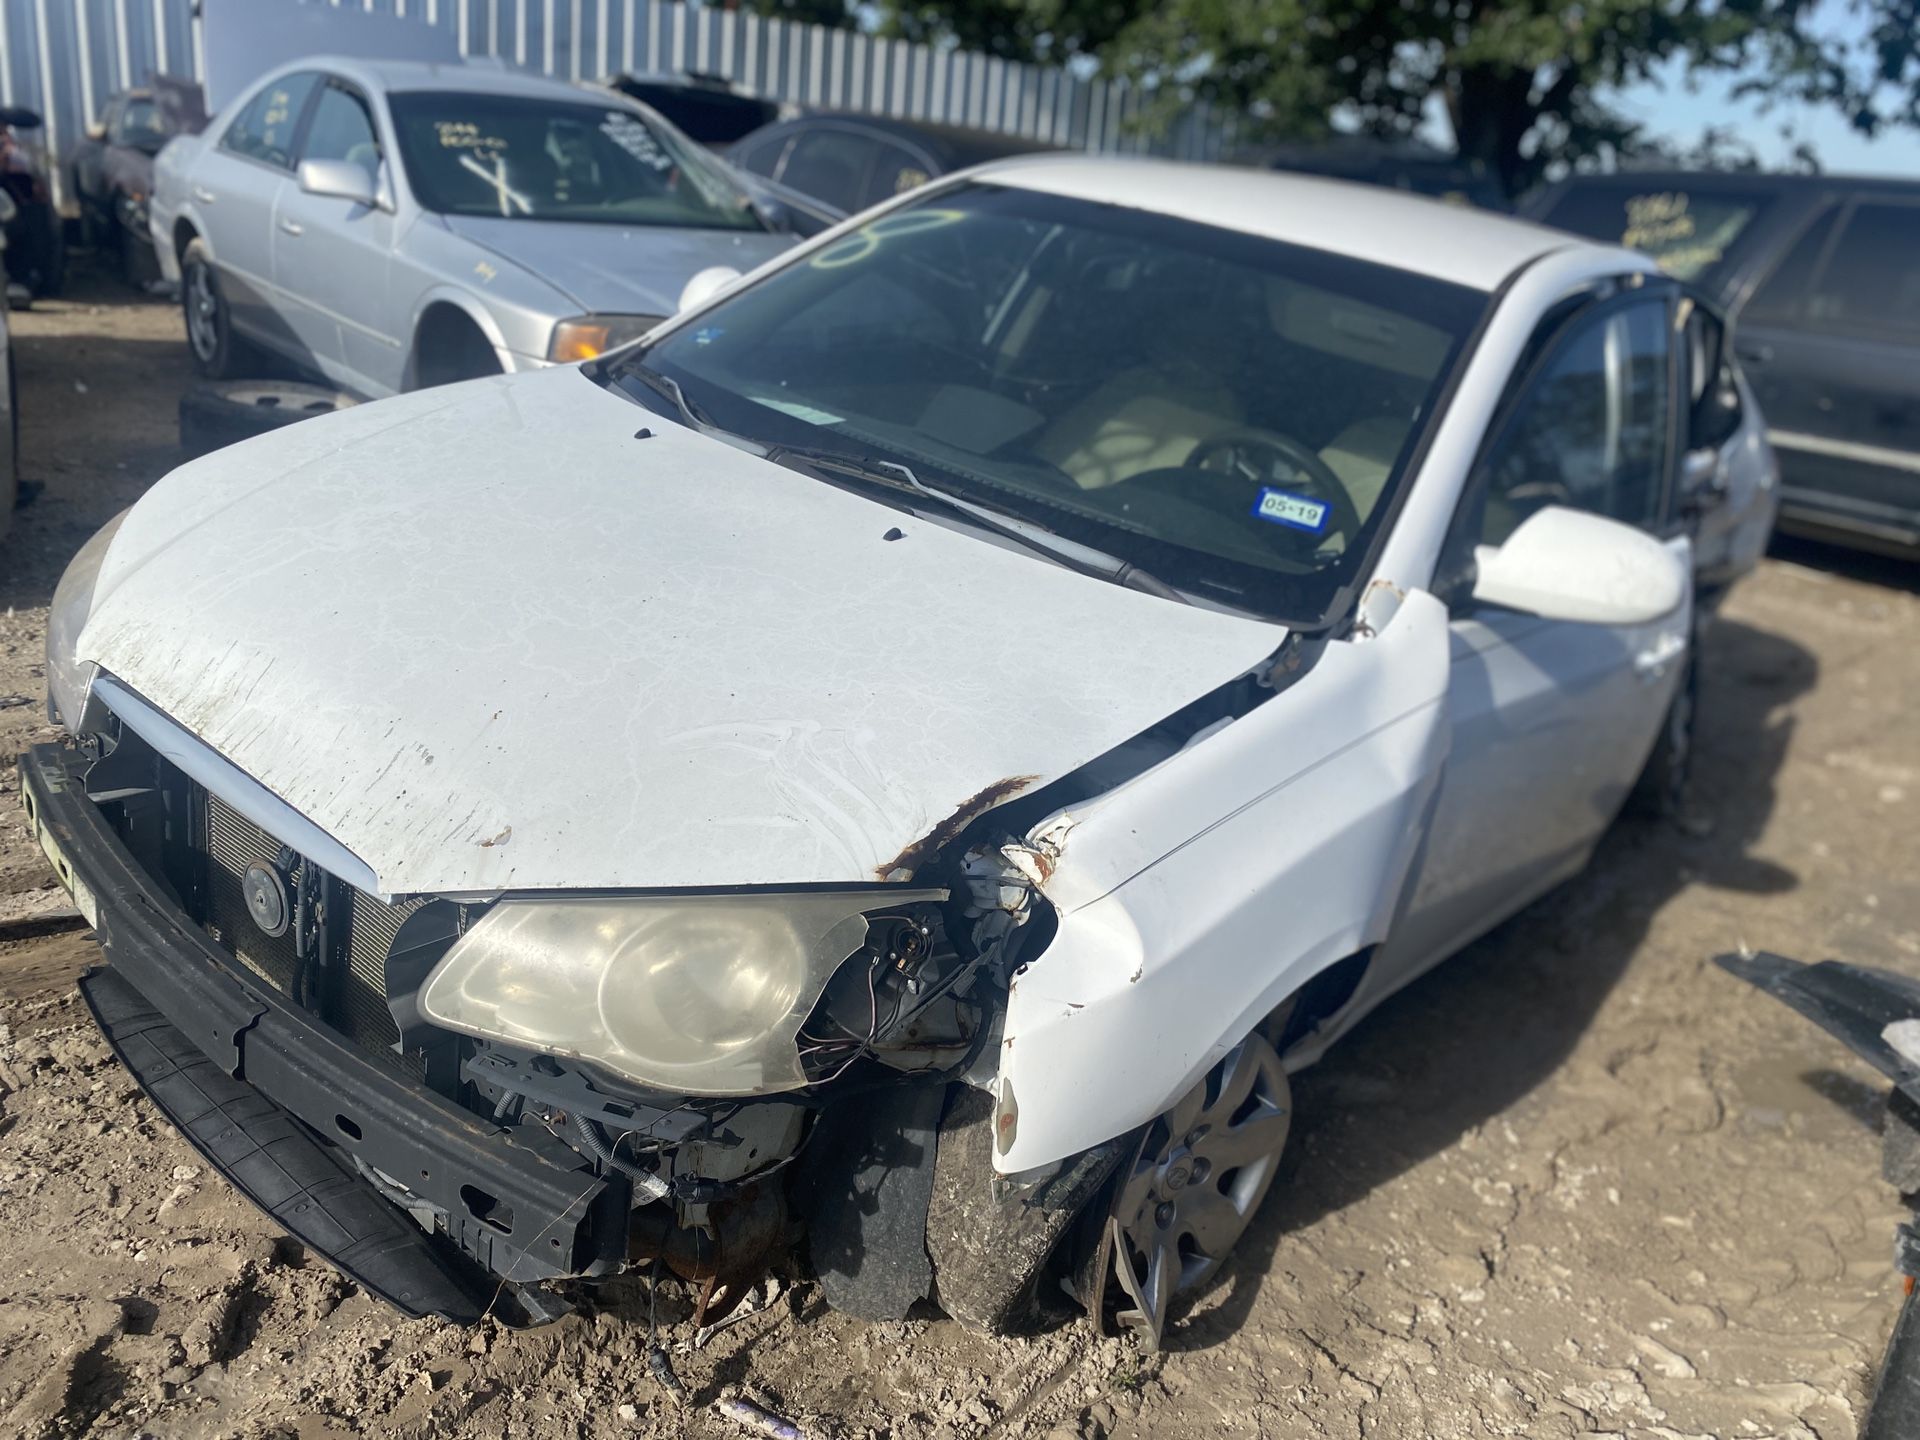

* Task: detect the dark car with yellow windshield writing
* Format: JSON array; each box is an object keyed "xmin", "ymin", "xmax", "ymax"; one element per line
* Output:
[{"xmin": 1529, "ymin": 171, "xmax": 1920, "ymax": 558}]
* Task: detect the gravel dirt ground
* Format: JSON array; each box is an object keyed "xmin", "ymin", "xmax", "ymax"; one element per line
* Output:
[{"xmin": 0, "ymin": 262, "xmax": 1917, "ymax": 1440}]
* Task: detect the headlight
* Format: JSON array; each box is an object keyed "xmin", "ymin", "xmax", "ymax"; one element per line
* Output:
[
  {"xmin": 46, "ymin": 510, "xmax": 128, "ymax": 728},
  {"xmin": 418, "ymin": 889, "xmax": 944, "ymax": 1095},
  {"xmin": 546, "ymin": 314, "xmax": 663, "ymax": 363}
]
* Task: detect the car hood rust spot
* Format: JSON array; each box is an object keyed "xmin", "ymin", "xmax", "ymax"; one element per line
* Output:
[{"xmin": 875, "ymin": 776, "xmax": 1039, "ymax": 881}]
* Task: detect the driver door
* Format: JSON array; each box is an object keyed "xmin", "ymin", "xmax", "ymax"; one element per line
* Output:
[
  {"xmin": 274, "ymin": 75, "xmax": 399, "ymax": 395},
  {"xmin": 1377, "ymin": 289, "xmax": 1693, "ymax": 987}
]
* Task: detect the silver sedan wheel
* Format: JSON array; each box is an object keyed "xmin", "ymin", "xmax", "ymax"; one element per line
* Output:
[
  {"xmin": 185, "ymin": 262, "xmax": 220, "ymax": 361},
  {"xmin": 1109, "ymin": 1030, "xmax": 1291, "ymax": 1347}
]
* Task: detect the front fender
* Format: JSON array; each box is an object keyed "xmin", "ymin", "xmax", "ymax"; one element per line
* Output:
[
  {"xmin": 406, "ymin": 283, "xmax": 520, "ymax": 370},
  {"xmin": 993, "ymin": 589, "xmax": 1453, "ymax": 1174}
]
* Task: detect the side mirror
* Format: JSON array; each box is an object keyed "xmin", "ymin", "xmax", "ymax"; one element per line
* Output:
[
  {"xmin": 1471, "ymin": 506, "xmax": 1686, "ymax": 626},
  {"xmin": 297, "ymin": 158, "xmax": 377, "ymax": 210},
  {"xmin": 678, "ymin": 265, "xmax": 741, "ymax": 314}
]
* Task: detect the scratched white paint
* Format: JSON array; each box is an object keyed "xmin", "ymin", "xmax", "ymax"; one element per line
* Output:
[
  {"xmin": 995, "ymin": 591, "xmax": 1454, "ymax": 1172},
  {"xmin": 76, "ymin": 366, "xmax": 1287, "ymax": 895}
]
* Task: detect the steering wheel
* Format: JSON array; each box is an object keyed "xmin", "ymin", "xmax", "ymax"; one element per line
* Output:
[{"xmin": 1185, "ymin": 430, "xmax": 1364, "ymax": 549}]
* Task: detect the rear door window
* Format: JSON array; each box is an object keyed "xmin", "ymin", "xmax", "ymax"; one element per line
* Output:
[
  {"xmin": 778, "ymin": 129, "xmax": 877, "ymax": 212},
  {"xmin": 1804, "ymin": 202, "xmax": 1920, "ymax": 338},
  {"xmin": 1743, "ymin": 207, "xmax": 1839, "ymax": 323},
  {"xmin": 731, "ymin": 130, "xmax": 791, "ymax": 180},
  {"xmin": 866, "ymin": 139, "xmax": 934, "ymax": 207},
  {"xmin": 221, "ymin": 73, "xmax": 320, "ymax": 170},
  {"xmin": 1539, "ymin": 185, "xmax": 1770, "ymax": 283}
]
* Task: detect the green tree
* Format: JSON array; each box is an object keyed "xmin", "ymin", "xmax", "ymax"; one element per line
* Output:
[
  {"xmin": 737, "ymin": 0, "xmax": 857, "ymax": 30},
  {"xmin": 877, "ymin": 0, "xmax": 1918, "ymax": 196}
]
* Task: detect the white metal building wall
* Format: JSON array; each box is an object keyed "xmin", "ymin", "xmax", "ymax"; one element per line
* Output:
[{"xmin": 3, "ymin": 0, "xmax": 1234, "ymax": 209}]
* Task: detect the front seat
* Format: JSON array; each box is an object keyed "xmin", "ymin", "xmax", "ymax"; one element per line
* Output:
[{"xmin": 1035, "ymin": 368, "xmax": 1244, "ymax": 491}]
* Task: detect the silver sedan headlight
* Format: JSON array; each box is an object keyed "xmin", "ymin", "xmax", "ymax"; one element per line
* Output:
[
  {"xmin": 46, "ymin": 510, "xmax": 129, "ymax": 728},
  {"xmin": 418, "ymin": 889, "xmax": 943, "ymax": 1096},
  {"xmin": 546, "ymin": 314, "xmax": 665, "ymax": 363}
]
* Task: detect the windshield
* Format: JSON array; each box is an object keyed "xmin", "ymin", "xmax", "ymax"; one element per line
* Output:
[
  {"xmin": 387, "ymin": 90, "xmax": 764, "ymax": 231},
  {"xmin": 612, "ymin": 183, "xmax": 1482, "ymax": 623},
  {"xmin": 1538, "ymin": 184, "xmax": 1772, "ymax": 283}
]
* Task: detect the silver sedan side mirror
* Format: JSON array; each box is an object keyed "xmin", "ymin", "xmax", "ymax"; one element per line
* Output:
[
  {"xmin": 297, "ymin": 158, "xmax": 377, "ymax": 211},
  {"xmin": 677, "ymin": 265, "xmax": 742, "ymax": 315}
]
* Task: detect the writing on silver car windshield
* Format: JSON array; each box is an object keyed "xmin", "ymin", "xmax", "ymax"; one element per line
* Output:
[{"xmin": 388, "ymin": 91, "xmax": 764, "ymax": 232}]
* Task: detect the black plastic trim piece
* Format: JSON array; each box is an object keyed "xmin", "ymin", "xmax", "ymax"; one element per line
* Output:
[
  {"xmin": 79, "ymin": 966, "xmax": 490, "ymax": 1322},
  {"xmin": 19, "ymin": 744, "xmax": 623, "ymax": 1308}
]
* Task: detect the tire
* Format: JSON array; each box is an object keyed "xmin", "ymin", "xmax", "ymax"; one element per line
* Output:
[
  {"xmin": 1630, "ymin": 646, "xmax": 1698, "ymax": 824},
  {"xmin": 0, "ymin": 353, "xmax": 16, "ymax": 539},
  {"xmin": 113, "ymin": 192, "xmax": 159, "ymax": 290},
  {"xmin": 35, "ymin": 208, "xmax": 65, "ymax": 297},
  {"xmin": 179, "ymin": 380, "xmax": 356, "ymax": 460},
  {"xmin": 925, "ymin": 1087, "xmax": 1119, "ymax": 1336},
  {"xmin": 180, "ymin": 239, "xmax": 249, "ymax": 379}
]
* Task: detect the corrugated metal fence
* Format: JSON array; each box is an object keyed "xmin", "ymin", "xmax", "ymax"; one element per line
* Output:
[{"xmin": 1, "ymin": 0, "xmax": 1235, "ymax": 210}]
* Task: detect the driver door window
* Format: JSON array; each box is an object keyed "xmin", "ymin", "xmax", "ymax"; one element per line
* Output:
[
  {"xmin": 1475, "ymin": 298, "xmax": 1673, "ymax": 548},
  {"xmin": 1381, "ymin": 291, "xmax": 1688, "ymax": 991}
]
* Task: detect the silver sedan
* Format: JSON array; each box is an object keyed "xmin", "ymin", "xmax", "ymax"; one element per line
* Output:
[{"xmin": 149, "ymin": 58, "xmax": 796, "ymax": 395}]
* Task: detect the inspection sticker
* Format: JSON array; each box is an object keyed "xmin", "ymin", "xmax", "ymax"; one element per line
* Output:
[{"xmin": 1250, "ymin": 487, "xmax": 1330, "ymax": 535}]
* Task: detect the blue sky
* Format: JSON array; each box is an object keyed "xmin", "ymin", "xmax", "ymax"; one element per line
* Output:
[{"xmin": 1617, "ymin": 58, "xmax": 1920, "ymax": 177}]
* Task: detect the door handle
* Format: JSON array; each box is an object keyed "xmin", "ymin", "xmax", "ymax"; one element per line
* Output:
[
  {"xmin": 1633, "ymin": 632, "xmax": 1688, "ymax": 682},
  {"xmin": 191, "ymin": 186, "xmax": 217, "ymax": 204},
  {"xmin": 278, "ymin": 219, "xmax": 303, "ymax": 237},
  {"xmin": 1736, "ymin": 341, "xmax": 1773, "ymax": 365}
]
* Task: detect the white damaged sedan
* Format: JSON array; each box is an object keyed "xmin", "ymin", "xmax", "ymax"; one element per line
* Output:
[{"xmin": 24, "ymin": 159, "xmax": 1770, "ymax": 1344}]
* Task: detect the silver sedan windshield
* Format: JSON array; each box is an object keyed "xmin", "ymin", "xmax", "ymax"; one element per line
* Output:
[{"xmin": 388, "ymin": 90, "xmax": 764, "ymax": 232}]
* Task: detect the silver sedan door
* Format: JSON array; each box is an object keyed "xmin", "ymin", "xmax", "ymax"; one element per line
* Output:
[
  {"xmin": 194, "ymin": 71, "xmax": 321, "ymax": 352},
  {"xmin": 1378, "ymin": 292, "xmax": 1693, "ymax": 987},
  {"xmin": 273, "ymin": 77, "xmax": 402, "ymax": 395}
]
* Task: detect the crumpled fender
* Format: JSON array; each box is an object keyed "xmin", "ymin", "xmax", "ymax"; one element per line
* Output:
[{"xmin": 993, "ymin": 588, "xmax": 1453, "ymax": 1174}]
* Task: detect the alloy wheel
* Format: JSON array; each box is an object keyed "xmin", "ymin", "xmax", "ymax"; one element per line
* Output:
[
  {"xmin": 1108, "ymin": 1030, "xmax": 1291, "ymax": 1347},
  {"xmin": 185, "ymin": 263, "xmax": 220, "ymax": 362}
]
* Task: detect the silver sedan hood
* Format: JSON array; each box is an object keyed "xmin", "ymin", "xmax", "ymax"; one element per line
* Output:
[
  {"xmin": 439, "ymin": 214, "xmax": 794, "ymax": 316},
  {"xmin": 75, "ymin": 368, "xmax": 1285, "ymax": 895}
]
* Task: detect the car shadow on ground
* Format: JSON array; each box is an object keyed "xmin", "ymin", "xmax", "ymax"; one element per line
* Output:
[
  {"xmin": 1168, "ymin": 611, "xmax": 1817, "ymax": 1352},
  {"xmin": 1768, "ymin": 532, "xmax": 1920, "ymax": 597}
]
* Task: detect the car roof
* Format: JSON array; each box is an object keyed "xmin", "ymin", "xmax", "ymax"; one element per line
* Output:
[
  {"xmin": 973, "ymin": 155, "xmax": 1630, "ymax": 291},
  {"xmin": 311, "ymin": 56, "xmax": 619, "ymax": 105},
  {"xmin": 1544, "ymin": 168, "xmax": 1920, "ymax": 198},
  {"xmin": 772, "ymin": 111, "xmax": 1061, "ymax": 167}
]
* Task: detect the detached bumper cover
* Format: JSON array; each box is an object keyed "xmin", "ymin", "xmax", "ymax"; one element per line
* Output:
[{"xmin": 18, "ymin": 744, "xmax": 623, "ymax": 1321}]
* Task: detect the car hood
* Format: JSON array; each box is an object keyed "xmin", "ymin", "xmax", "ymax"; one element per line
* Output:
[
  {"xmin": 439, "ymin": 214, "xmax": 795, "ymax": 317},
  {"xmin": 77, "ymin": 367, "xmax": 1286, "ymax": 896}
]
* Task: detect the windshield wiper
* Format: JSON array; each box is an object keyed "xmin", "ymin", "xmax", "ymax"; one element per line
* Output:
[
  {"xmin": 621, "ymin": 362, "xmax": 714, "ymax": 430},
  {"xmin": 770, "ymin": 444, "xmax": 1186, "ymax": 603}
]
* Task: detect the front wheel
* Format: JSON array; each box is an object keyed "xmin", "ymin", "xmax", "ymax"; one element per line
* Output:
[
  {"xmin": 180, "ymin": 239, "xmax": 247, "ymax": 378},
  {"xmin": 1106, "ymin": 1031, "xmax": 1292, "ymax": 1348}
]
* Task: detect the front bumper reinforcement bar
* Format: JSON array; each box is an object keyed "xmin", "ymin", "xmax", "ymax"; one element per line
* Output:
[{"xmin": 19, "ymin": 743, "xmax": 624, "ymax": 1323}]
